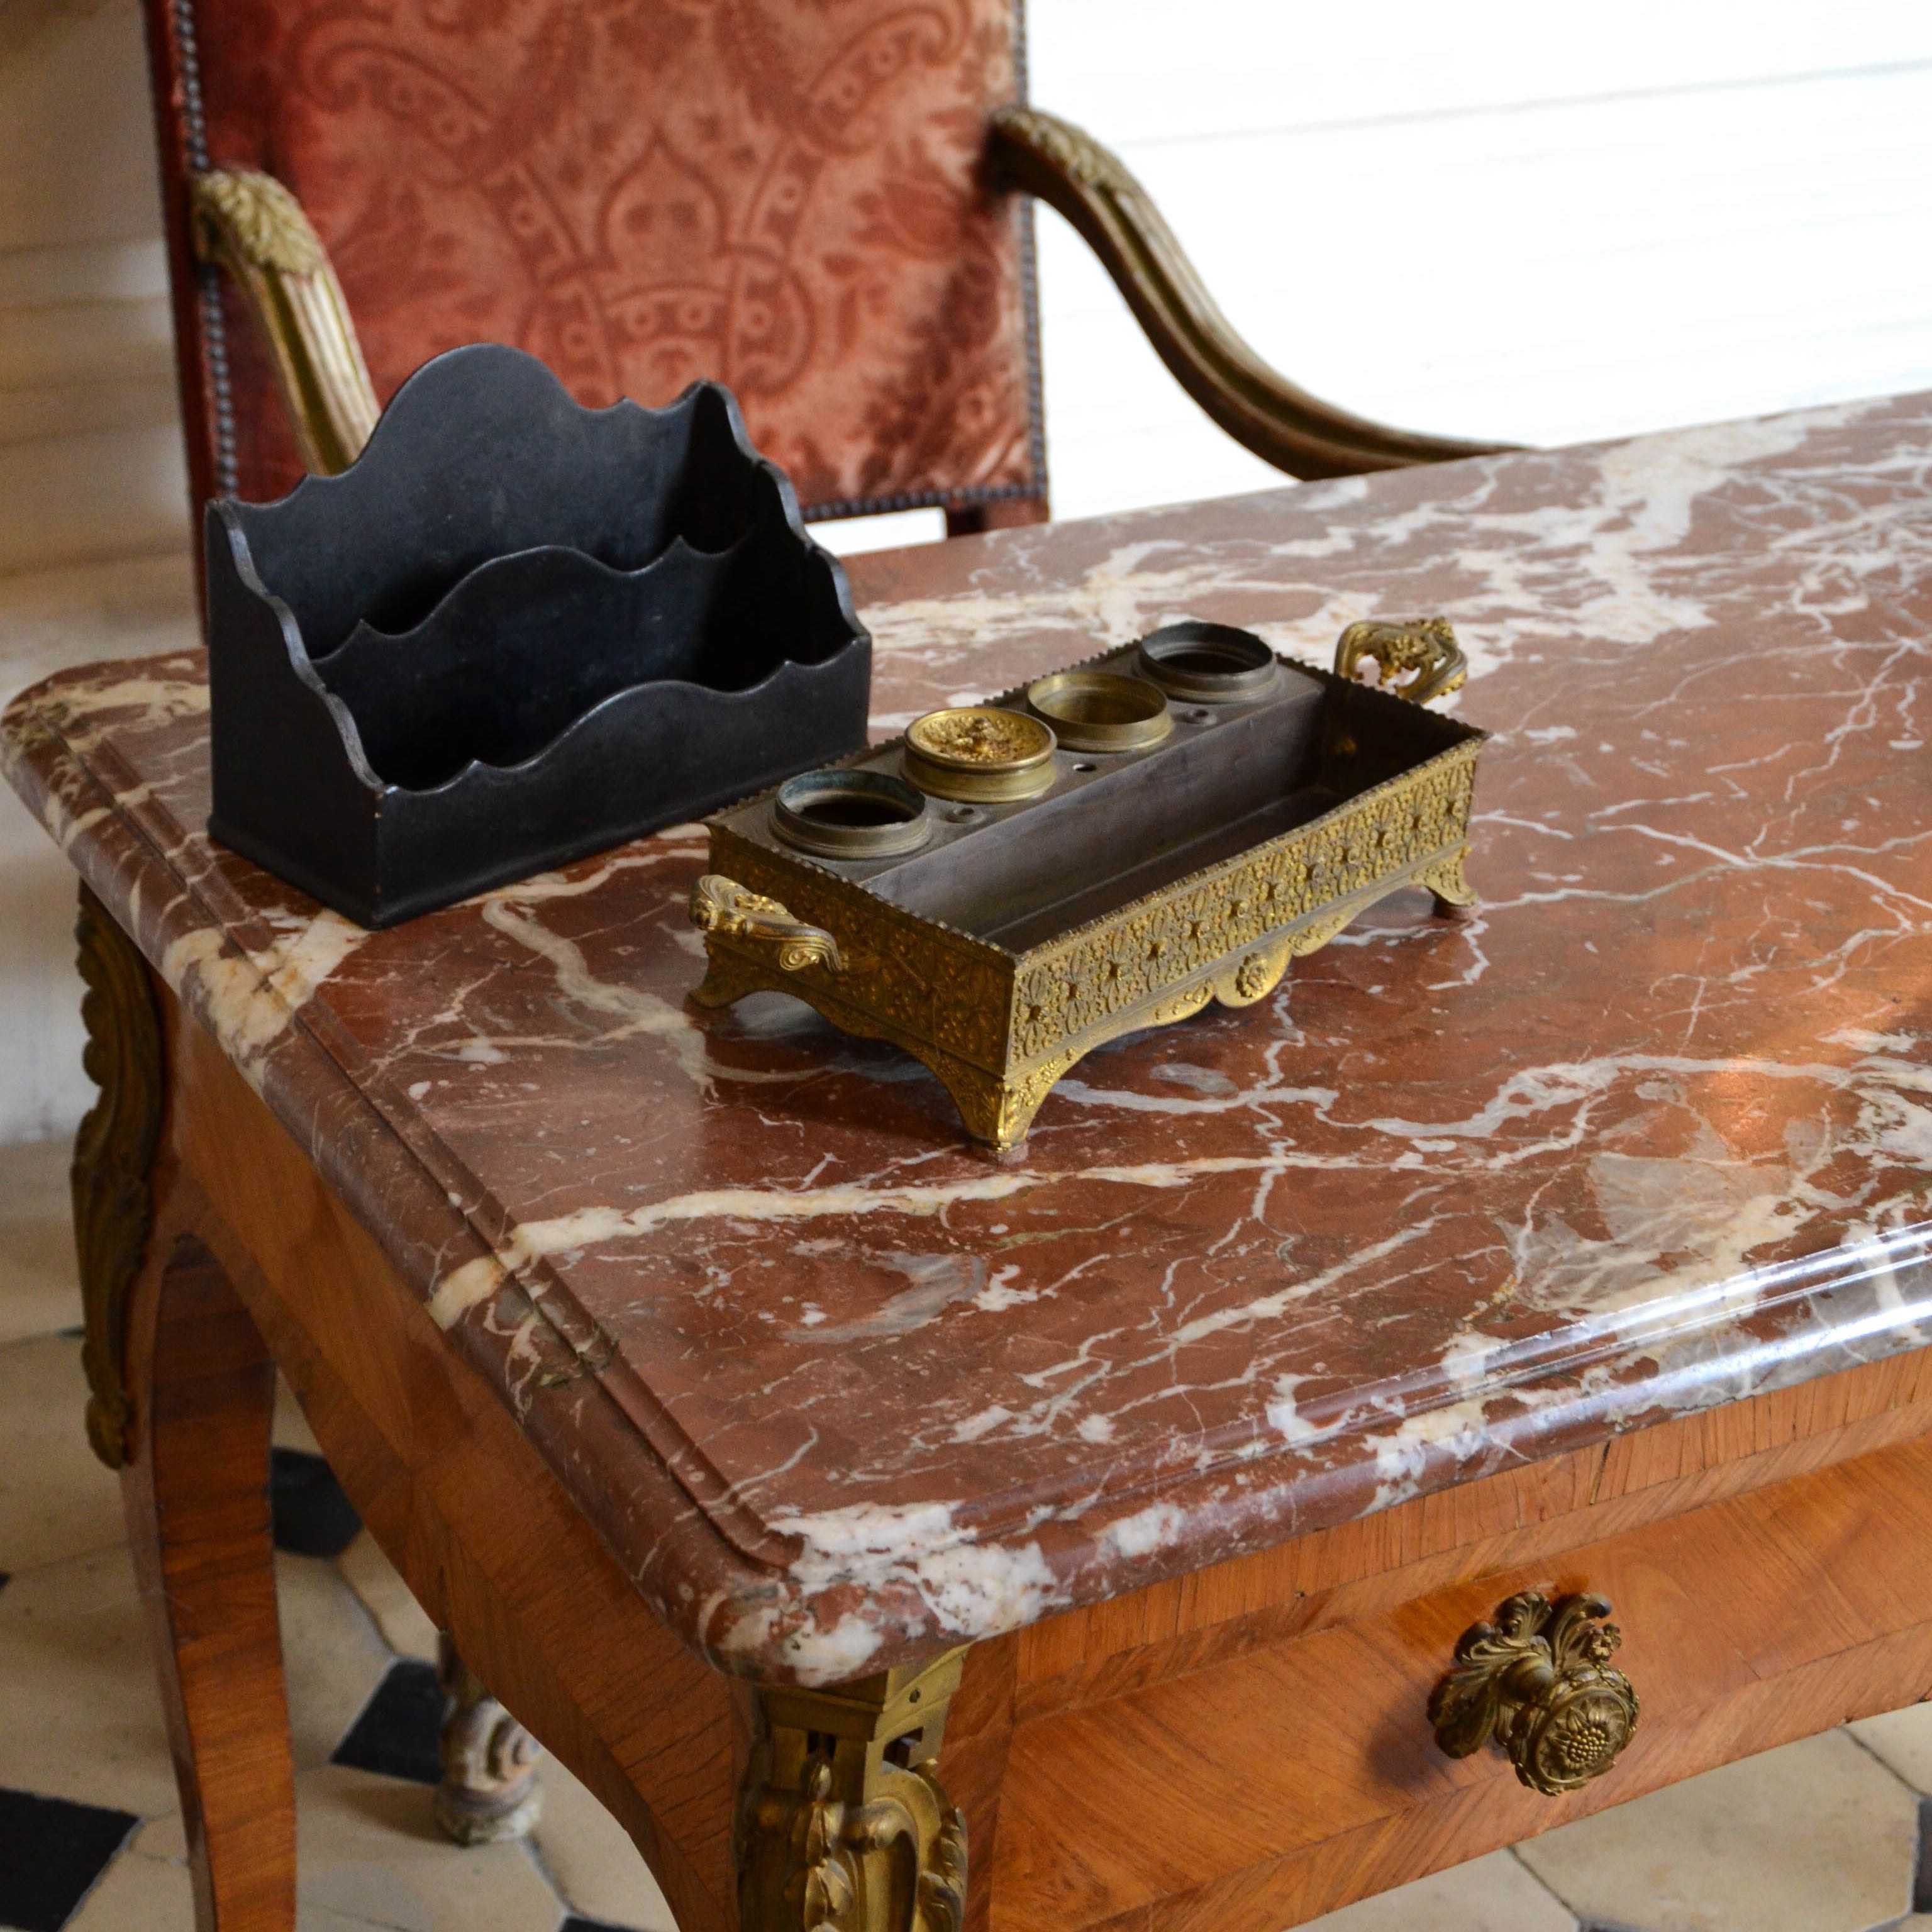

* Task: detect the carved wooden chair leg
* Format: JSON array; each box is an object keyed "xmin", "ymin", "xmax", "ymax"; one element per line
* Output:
[
  {"xmin": 433, "ymin": 1633, "xmax": 544, "ymax": 1844},
  {"xmin": 121, "ymin": 1230, "xmax": 298, "ymax": 1929}
]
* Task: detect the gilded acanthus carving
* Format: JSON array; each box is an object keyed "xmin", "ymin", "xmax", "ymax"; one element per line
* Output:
[
  {"xmin": 189, "ymin": 167, "xmax": 380, "ymax": 477},
  {"xmin": 192, "ymin": 167, "xmax": 326, "ymax": 275},
  {"xmin": 71, "ymin": 883, "xmax": 165, "ymax": 1470},
  {"xmin": 691, "ymin": 875, "xmax": 852, "ymax": 977},
  {"xmin": 1415, "ymin": 847, "xmax": 1478, "ymax": 914},
  {"xmin": 1336, "ymin": 617, "xmax": 1470, "ymax": 704},
  {"xmin": 740, "ymin": 1650, "xmax": 969, "ymax": 1932}
]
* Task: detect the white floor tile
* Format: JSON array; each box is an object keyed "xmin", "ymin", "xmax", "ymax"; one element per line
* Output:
[
  {"xmin": 0, "ymin": 1132, "xmax": 79, "ymax": 1343},
  {"xmin": 336, "ymin": 1530, "xmax": 440, "ymax": 1663},
  {"xmin": 292, "ymin": 1762, "xmax": 562, "ymax": 1932},
  {"xmin": 1850, "ymin": 1696, "xmax": 1932, "ymax": 1792},
  {"xmin": 0, "ymin": 1541, "xmax": 179, "ymax": 1816},
  {"xmin": 278, "ymin": 1551, "xmax": 396, "ymax": 1772},
  {"xmin": 535, "ymin": 1753, "xmax": 677, "ymax": 1931},
  {"xmin": 1514, "ymin": 1728, "xmax": 1919, "ymax": 1932},
  {"xmin": 64, "ymin": 1827, "xmax": 196, "ymax": 1932},
  {"xmin": 1301, "ymin": 1849, "xmax": 1575, "ymax": 1932},
  {"xmin": 0, "ymin": 1333, "xmax": 125, "ymax": 1573}
]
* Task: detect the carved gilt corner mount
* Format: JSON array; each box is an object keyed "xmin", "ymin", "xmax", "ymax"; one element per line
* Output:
[
  {"xmin": 740, "ymin": 1648, "xmax": 969, "ymax": 1932},
  {"xmin": 71, "ymin": 883, "xmax": 165, "ymax": 1469}
]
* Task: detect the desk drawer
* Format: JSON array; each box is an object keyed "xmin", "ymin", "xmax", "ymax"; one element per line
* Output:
[{"xmin": 983, "ymin": 1419, "xmax": 1932, "ymax": 1932}]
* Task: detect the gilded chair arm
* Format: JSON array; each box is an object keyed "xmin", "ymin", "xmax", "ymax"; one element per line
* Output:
[
  {"xmin": 190, "ymin": 169, "xmax": 380, "ymax": 477},
  {"xmin": 989, "ymin": 106, "xmax": 1517, "ymax": 482}
]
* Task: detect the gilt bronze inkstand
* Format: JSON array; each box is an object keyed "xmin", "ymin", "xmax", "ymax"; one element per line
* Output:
[{"xmin": 690, "ymin": 618, "xmax": 1484, "ymax": 1149}]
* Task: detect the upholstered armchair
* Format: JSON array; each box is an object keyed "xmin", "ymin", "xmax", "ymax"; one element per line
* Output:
[{"xmin": 144, "ymin": 0, "xmax": 1502, "ymax": 540}]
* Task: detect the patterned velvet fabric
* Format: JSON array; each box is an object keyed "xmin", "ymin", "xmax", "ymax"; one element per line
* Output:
[{"xmin": 143, "ymin": 0, "xmax": 1045, "ymax": 519}]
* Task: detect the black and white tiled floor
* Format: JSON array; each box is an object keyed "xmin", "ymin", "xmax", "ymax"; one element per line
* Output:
[{"xmin": 4, "ymin": 1130, "xmax": 1932, "ymax": 1932}]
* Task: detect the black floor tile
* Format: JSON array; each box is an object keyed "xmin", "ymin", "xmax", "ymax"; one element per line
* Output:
[
  {"xmin": 269, "ymin": 1448, "xmax": 362, "ymax": 1558},
  {"xmin": 331, "ymin": 1657, "xmax": 443, "ymax": 1785},
  {"xmin": 0, "ymin": 1786, "xmax": 138, "ymax": 1932},
  {"xmin": 560, "ymin": 1919, "xmax": 647, "ymax": 1932}
]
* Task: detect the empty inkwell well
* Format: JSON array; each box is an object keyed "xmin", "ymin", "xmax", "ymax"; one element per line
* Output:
[
  {"xmin": 1026, "ymin": 670, "xmax": 1171, "ymax": 752},
  {"xmin": 902, "ymin": 707, "xmax": 1058, "ymax": 802},
  {"xmin": 772, "ymin": 770, "xmax": 931, "ymax": 858},
  {"xmin": 1136, "ymin": 619, "xmax": 1283, "ymax": 702}
]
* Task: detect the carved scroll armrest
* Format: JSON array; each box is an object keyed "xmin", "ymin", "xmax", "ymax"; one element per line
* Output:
[
  {"xmin": 989, "ymin": 106, "xmax": 1519, "ymax": 482},
  {"xmin": 191, "ymin": 169, "xmax": 380, "ymax": 477}
]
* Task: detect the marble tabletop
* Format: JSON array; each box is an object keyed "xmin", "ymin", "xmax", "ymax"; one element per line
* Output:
[{"xmin": 8, "ymin": 396, "xmax": 1932, "ymax": 1686}]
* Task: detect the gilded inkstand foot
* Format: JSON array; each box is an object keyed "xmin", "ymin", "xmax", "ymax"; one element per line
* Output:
[{"xmin": 1429, "ymin": 1590, "xmax": 1640, "ymax": 1796}]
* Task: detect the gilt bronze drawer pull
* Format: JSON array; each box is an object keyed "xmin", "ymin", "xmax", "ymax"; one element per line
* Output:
[{"xmin": 1429, "ymin": 1590, "xmax": 1640, "ymax": 1796}]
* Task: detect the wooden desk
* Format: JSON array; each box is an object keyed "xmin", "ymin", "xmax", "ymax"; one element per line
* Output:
[{"xmin": 8, "ymin": 396, "xmax": 1932, "ymax": 1932}]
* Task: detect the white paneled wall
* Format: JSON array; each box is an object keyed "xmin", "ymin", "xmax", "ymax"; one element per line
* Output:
[
  {"xmin": 3, "ymin": 1, "xmax": 1932, "ymax": 1133},
  {"xmin": 1024, "ymin": 0, "xmax": 1932, "ymax": 519},
  {"xmin": 0, "ymin": 0, "xmax": 192, "ymax": 1140},
  {"xmin": 0, "ymin": 0, "xmax": 186, "ymax": 575}
]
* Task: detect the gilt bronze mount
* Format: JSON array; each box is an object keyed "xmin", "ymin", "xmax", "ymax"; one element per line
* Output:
[
  {"xmin": 1430, "ymin": 1590, "xmax": 1640, "ymax": 1796},
  {"xmin": 72, "ymin": 883, "xmax": 165, "ymax": 1469},
  {"xmin": 691, "ymin": 621, "xmax": 1485, "ymax": 1150},
  {"xmin": 739, "ymin": 1648, "xmax": 969, "ymax": 1932}
]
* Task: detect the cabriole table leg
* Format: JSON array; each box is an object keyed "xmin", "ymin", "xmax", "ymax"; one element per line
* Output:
[
  {"xmin": 119, "ymin": 1228, "xmax": 297, "ymax": 1930},
  {"xmin": 74, "ymin": 881, "xmax": 299, "ymax": 1928}
]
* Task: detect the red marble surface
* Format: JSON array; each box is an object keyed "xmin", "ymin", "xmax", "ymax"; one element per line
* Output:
[{"xmin": 9, "ymin": 397, "xmax": 1932, "ymax": 1684}]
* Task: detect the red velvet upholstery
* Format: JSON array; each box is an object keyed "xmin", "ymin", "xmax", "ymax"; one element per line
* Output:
[{"xmin": 142, "ymin": 0, "xmax": 1046, "ymax": 521}]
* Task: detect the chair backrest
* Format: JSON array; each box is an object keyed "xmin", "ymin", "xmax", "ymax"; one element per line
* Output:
[{"xmin": 142, "ymin": 0, "xmax": 1046, "ymax": 522}]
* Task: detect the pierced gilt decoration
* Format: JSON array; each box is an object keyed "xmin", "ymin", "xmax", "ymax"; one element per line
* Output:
[
  {"xmin": 988, "ymin": 108, "xmax": 1512, "ymax": 482},
  {"xmin": 1336, "ymin": 618, "xmax": 1469, "ymax": 705},
  {"xmin": 740, "ymin": 1649, "xmax": 969, "ymax": 1932},
  {"xmin": 1430, "ymin": 1591, "xmax": 1641, "ymax": 1796},
  {"xmin": 190, "ymin": 168, "xmax": 379, "ymax": 476},
  {"xmin": 692, "ymin": 875, "xmax": 853, "ymax": 977},
  {"xmin": 433, "ymin": 1635, "xmax": 543, "ymax": 1845},
  {"xmin": 71, "ymin": 884, "xmax": 164, "ymax": 1469}
]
